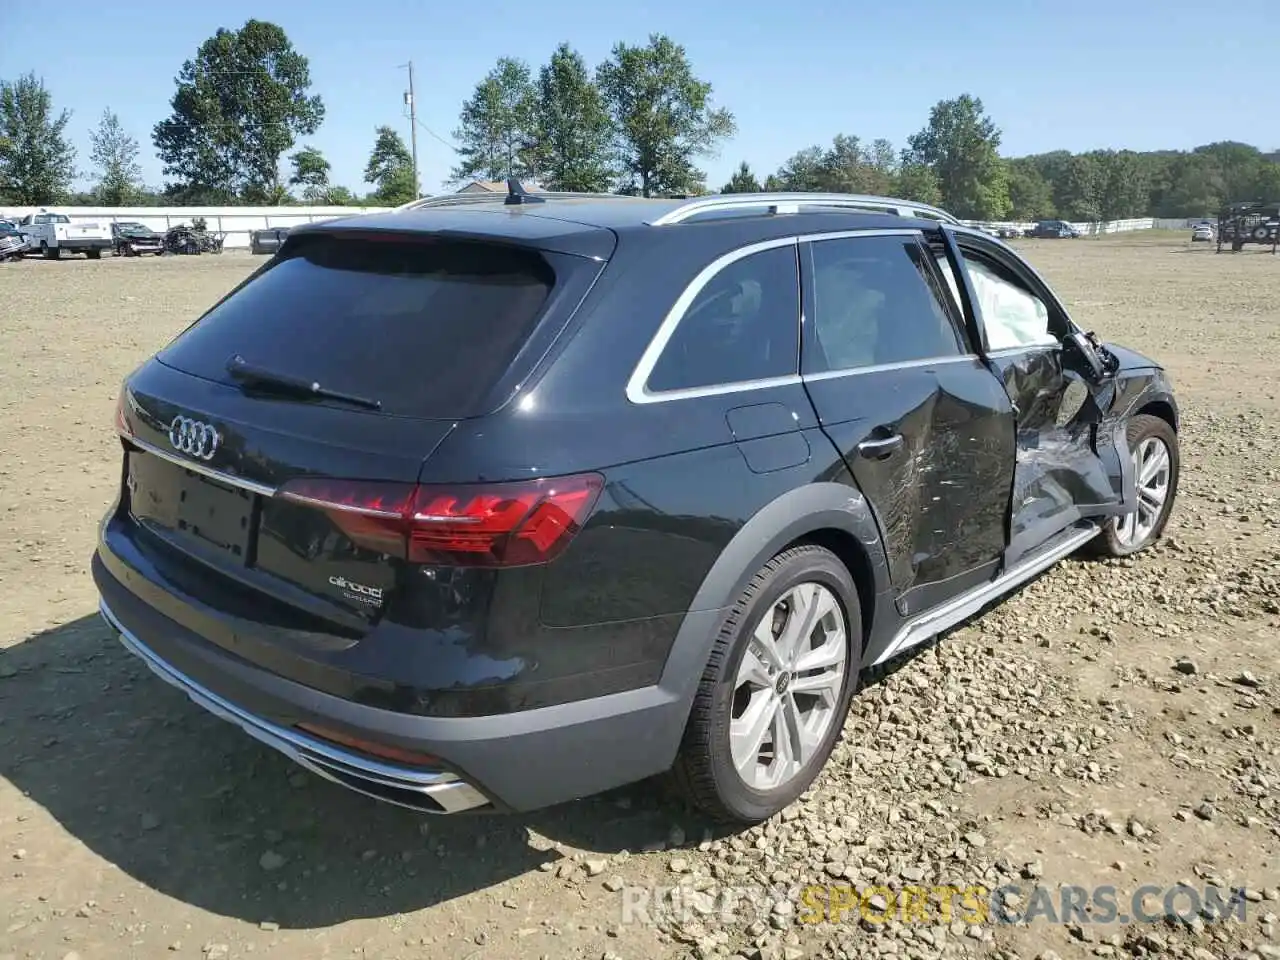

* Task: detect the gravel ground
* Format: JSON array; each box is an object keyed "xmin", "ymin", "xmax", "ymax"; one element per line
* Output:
[{"xmin": 1, "ymin": 234, "xmax": 1278, "ymax": 960}]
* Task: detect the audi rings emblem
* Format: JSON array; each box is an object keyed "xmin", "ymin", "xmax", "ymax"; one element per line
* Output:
[{"xmin": 168, "ymin": 416, "xmax": 221, "ymax": 461}]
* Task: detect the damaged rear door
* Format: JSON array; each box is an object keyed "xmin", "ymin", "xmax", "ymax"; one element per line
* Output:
[
  {"xmin": 933, "ymin": 229, "xmax": 1126, "ymax": 567},
  {"xmin": 799, "ymin": 230, "xmax": 1016, "ymax": 618}
]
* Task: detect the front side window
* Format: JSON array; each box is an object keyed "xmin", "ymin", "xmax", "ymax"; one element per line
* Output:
[
  {"xmin": 935, "ymin": 251, "xmax": 1058, "ymax": 351},
  {"xmin": 646, "ymin": 244, "xmax": 800, "ymax": 393},
  {"xmin": 805, "ymin": 234, "xmax": 964, "ymax": 374}
]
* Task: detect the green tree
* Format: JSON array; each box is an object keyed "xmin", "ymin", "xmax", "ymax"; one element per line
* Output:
[
  {"xmin": 721, "ymin": 161, "xmax": 761, "ymax": 193},
  {"xmin": 893, "ymin": 161, "xmax": 942, "ymax": 206},
  {"xmin": 1254, "ymin": 162, "xmax": 1280, "ymax": 201},
  {"xmin": 1194, "ymin": 141, "xmax": 1265, "ymax": 203},
  {"xmin": 773, "ymin": 145, "xmax": 828, "ymax": 191},
  {"xmin": 152, "ymin": 20, "xmax": 324, "ymax": 201},
  {"xmin": 452, "ymin": 58, "xmax": 538, "ymax": 183},
  {"xmin": 905, "ymin": 94, "xmax": 1009, "ymax": 219},
  {"xmin": 596, "ymin": 34, "xmax": 736, "ymax": 197},
  {"xmin": 1094, "ymin": 149, "xmax": 1149, "ymax": 219},
  {"xmin": 1005, "ymin": 159, "xmax": 1055, "ymax": 220},
  {"xmin": 88, "ymin": 109, "xmax": 142, "ymax": 205},
  {"xmin": 530, "ymin": 44, "xmax": 614, "ymax": 192},
  {"xmin": 1057, "ymin": 153, "xmax": 1104, "ymax": 221},
  {"xmin": 364, "ymin": 125, "xmax": 416, "ymax": 204},
  {"xmin": 289, "ymin": 144, "xmax": 331, "ymax": 202},
  {"xmin": 1159, "ymin": 152, "xmax": 1225, "ymax": 216},
  {"xmin": 0, "ymin": 73, "xmax": 76, "ymax": 204}
]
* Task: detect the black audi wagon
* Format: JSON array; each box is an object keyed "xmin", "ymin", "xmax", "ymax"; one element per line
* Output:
[{"xmin": 94, "ymin": 185, "xmax": 1180, "ymax": 823}]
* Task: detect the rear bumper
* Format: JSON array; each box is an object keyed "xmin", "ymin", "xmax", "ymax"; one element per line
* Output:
[
  {"xmin": 93, "ymin": 551, "xmax": 691, "ymax": 813},
  {"xmin": 58, "ymin": 237, "xmax": 113, "ymax": 251}
]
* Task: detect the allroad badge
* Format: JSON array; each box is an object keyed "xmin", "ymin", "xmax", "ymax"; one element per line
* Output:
[{"xmin": 168, "ymin": 416, "xmax": 220, "ymax": 461}]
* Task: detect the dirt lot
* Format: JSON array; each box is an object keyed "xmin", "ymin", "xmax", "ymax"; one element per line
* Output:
[{"xmin": 1, "ymin": 234, "xmax": 1278, "ymax": 960}]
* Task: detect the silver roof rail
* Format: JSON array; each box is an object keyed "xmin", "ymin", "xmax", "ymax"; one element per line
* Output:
[
  {"xmin": 394, "ymin": 189, "xmax": 639, "ymax": 213},
  {"xmin": 646, "ymin": 192, "xmax": 960, "ymax": 226}
]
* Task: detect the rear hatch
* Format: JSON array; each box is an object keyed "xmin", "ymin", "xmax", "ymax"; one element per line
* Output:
[{"xmin": 106, "ymin": 226, "xmax": 607, "ymax": 660}]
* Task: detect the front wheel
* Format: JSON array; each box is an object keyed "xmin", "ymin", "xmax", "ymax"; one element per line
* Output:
[
  {"xmin": 673, "ymin": 545, "xmax": 860, "ymax": 823},
  {"xmin": 86, "ymin": 249, "xmax": 101, "ymax": 259},
  {"xmin": 1091, "ymin": 414, "xmax": 1179, "ymax": 557}
]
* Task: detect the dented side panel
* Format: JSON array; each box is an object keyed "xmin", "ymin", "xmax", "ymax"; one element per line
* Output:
[
  {"xmin": 985, "ymin": 347, "xmax": 1127, "ymax": 563},
  {"xmin": 802, "ymin": 362, "xmax": 1015, "ymax": 613}
]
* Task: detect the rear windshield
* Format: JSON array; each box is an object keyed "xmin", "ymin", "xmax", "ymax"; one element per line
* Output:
[{"xmin": 157, "ymin": 234, "xmax": 556, "ymax": 419}]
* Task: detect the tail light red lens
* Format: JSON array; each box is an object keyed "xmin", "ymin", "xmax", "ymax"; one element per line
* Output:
[
  {"xmin": 277, "ymin": 473, "xmax": 603, "ymax": 568},
  {"xmin": 114, "ymin": 390, "xmax": 132, "ymax": 439}
]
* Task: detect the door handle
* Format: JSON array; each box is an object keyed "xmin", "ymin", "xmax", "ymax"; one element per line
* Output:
[{"xmin": 857, "ymin": 433, "xmax": 904, "ymax": 460}]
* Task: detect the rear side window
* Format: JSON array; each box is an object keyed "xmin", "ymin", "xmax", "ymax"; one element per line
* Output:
[
  {"xmin": 805, "ymin": 235, "xmax": 964, "ymax": 374},
  {"xmin": 157, "ymin": 235, "xmax": 556, "ymax": 419},
  {"xmin": 646, "ymin": 244, "xmax": 800, "ymax": 393}
]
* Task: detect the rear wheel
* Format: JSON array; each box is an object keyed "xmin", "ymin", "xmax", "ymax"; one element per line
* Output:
[
  {"xmin": 1091, "ymin": 414, "xmax": 1179, "ymax": 557},
  {"xmin": 673, "ymin": 545, "xmax": 860, "ymax": 823}
]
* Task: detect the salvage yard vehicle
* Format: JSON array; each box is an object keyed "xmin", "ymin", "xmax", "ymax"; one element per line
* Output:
[
  {"xmin": 112, "ymin": 221, "xmax": 165, "ymax": 256},
  {"xmin": 1216, "ymin": 201, "xmax": 1279, "ymax": 252},
  {"xmin": 0, "ymin": 222, "xmax": 27, "ymax": 261},
  {"xmin": 18, "ymin": 210, "xmax": 114, "ymax": 259},
  {"xmin": 95, "ymin": 186, "xmax": 1181, "ymax": 824},
  {"xmin": 164, "ymin": 219, "xmax": 224, "ymax": 255}
]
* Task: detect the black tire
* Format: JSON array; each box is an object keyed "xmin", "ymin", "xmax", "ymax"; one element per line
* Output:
[
  {"xmin": 41, "ymin": 241, "xmax": 60, "ymax": 260},
  {"xmin": 672, "ymin": 544, "xmax": 861, "ymax": 824},
  {"xmin": 1089, "ymin": 414, "xmax": 1179, "ymax": 558},
  {"xmin": 86, "ymin": 249, "xmax": 101, "ymax": 259}
]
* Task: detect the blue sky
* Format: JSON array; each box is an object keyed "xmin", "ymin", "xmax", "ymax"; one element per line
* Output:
[{"xmin": 2, "ymin": 0, "xmax": 1275, "ymax": 198}]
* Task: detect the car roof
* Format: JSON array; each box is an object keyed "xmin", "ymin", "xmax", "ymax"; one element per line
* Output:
[{"xmin": 294, "ymin": 198, "xmax": 951, "ymax": 260}]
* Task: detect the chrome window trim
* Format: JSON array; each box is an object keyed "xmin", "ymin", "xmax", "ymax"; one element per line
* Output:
[
  {"xmin": 802, "ymin": 355, "xmax": 977, "ymax": 382},
  {"xmin": 625, "ymin": 229, "xmax": 924, "ymax": 405},
  {"xmin": 128, "ymin": 434, "xmax": 278, "ymax": 497}
]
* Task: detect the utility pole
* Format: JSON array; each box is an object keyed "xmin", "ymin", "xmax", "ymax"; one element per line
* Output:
[{"xmin": 401, "ymin": 61, "xmax": 420, "ymax": 198}]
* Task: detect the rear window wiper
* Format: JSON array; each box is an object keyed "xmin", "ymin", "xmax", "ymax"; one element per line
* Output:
[{"xmin": 225, "ymin": 354, "xmax": 382, "ymax": 411}]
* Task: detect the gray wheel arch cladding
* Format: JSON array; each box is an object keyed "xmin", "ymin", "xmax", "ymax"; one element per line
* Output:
[{"xmin": 657, "ymin": 481, "xmax": 890, "ymax": 708}]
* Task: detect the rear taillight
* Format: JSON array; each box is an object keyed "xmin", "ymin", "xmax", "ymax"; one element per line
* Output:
[{"xmin": 277, "ymin": 473, "xmax": 603, "ymax": 568}]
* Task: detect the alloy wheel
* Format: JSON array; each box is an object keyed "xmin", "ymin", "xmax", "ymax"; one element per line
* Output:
[
  {"xmin": 730, "ymin": 582, "xmax": 847, "ymax": 791},
  {"xmin": 1113, "ymin": 436, "xmax": 1172, "ymax": 547}
]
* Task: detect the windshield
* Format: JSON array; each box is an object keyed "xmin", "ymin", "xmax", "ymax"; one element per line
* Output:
[{"xmin": 49, "ymin": 214, "xmax": 70, "ymax": 224}]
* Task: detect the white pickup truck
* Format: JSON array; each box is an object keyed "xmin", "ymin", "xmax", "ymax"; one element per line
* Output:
[{"xmin": 17, "ymin": 211, "xmax": 114, "ymax": 259}]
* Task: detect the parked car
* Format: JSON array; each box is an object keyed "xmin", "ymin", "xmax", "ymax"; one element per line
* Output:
[
  {"xmin": 17, "ymin": 210, "xmax": 114, "ymax": 258},
  {"xmin": 1028, "ymin": 219, "xmax": 1081, "ymax": 239},
  {"xmin": 95, "ymin": 187, "xmax": 1181, "ymax": 824},
  {"xmin": 1191, "ymin": 223, "xmax": 1215, "ymax": 242},
  {"xmin": 0, "ymin": 223, "xmax": 26, "ymax": 261},
  {"xmin": 112, "ymin": 221, "xmax": 165, "ymax": 256},
  {"xmin": 996, "ymin": 225, "xmax": 1021, "ymax": 239},
  {"xmin": 250, "ymin": 226, "xmax": 291, "ymax": 255}
]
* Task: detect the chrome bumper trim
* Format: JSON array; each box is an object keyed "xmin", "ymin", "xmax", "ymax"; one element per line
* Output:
[{"xmin": 99, "ymin": 599, "xmax": 489, "ymax": 814}]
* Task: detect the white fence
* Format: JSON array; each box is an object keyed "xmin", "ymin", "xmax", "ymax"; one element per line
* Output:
[
  {"xmin": 964, "ymin": 217, "xmax": 1157, "ymax": 235},
  {"xmin": 0, "ymin": 205, "xmax": 394, "ymax": 250},
  {"xmin": 2, "ymin": 205, "xmax": 1202, "ymax": 250}
]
